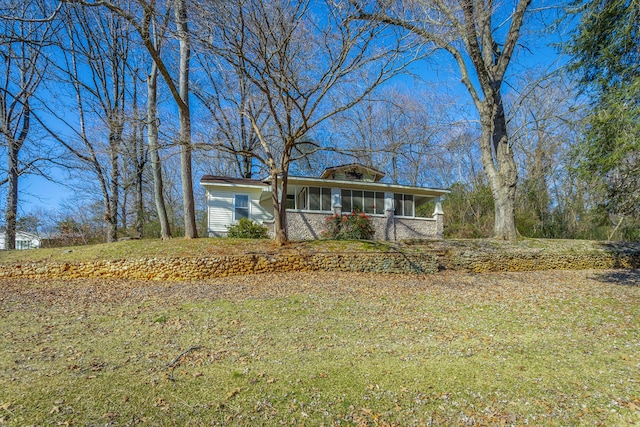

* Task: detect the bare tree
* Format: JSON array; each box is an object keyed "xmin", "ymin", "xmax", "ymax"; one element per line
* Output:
[
  {"xmin": 145, "ymin": 13, "xmax": 172, "ymax": 239},
  {"xmin": 0, "ymin": 0, "xmax": 56, "ymax": 249},
  {"xmin": 194, "ymin": 0, "xmax": 408, "ymax": 244},
  {"xmin": 508, "ymin": 71, "xmax": 584, "ymax": 237},
  {"xmin": 330, "ymin": 86, "xmax": 456, "ymax": 186},
  {"xmin": 172, "ymin": 0, "xmax": 197, "ymax": 238},
  {"xmin": 121, "ymin": 67, "xmax": 148, "ymax": 238},
  {"xmin": 45, "ymin": 4, "xmax": 133, "ymax": 242},
  {"xmin": 64, "ymin": 0, "xmax": 198, "ymax": 238},
  {"xmin": 353, "ymin": 0, "xmax": 533, "ymax": 240},
  {"xmin": 192, "ymin": 56, "xmax": 268, "ymax": 179}
]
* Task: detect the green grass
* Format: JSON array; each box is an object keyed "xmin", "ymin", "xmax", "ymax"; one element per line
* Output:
[
  {"xmin": 0, "ymin": 238, "xmax": 269, "ymax": 264},
  {"xmin": 4, "ymin": 237, "xmax": 634, "ymax": 266},
  {"xmin": 0, "ymin": 238, "xmax": 401, "ymax": 265},
  {"xmin": 1, "ymin": 270, "xmax": 639, "ymax": 425}
]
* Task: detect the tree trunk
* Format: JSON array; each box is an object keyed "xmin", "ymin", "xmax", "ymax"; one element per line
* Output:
[
  {"xmin": 242, "ymin": 153, "xmax": 252, "ymax": 179},
  {"xmin": 492, "ymin": 179, "xmax": 517, "ymax": 240},
  {"xmin": 175, "ymin": 0, "xmax": 197, "ymax": 239},
  {"xmin": 5, "ymin": 143, "xmax": 18, "ymax": 250},
  {"xmin": 131, "ymin": 71, "xmax": 145, "ymax": 239},
  {"xmin": 121, "ymin": 188, "xmax": 128, "ymax": 231},
  {"xmin": 3, "ymin": 95, "xmax": 30, "ymax": 251},
  {"xmin": 271, "ymin": 170, "xmax": 288, "ymax": 246},
  {"xmin": 147, "ymin": 62, "xmax": 171, "ymax": 239},
  {"xmin": 479, "ymin": 92, "xmax": 518, "ymax": 240},
  {"xmin": 135, "ymin": 159, "xmax": 144, "ymax": 239},
  {"xmin": 107, "ymin": 131, "xmax": 120, "ymax": 242},
  {"xmin": 178, "ymin": 119, "xmax": 197, "ymax": 239}
]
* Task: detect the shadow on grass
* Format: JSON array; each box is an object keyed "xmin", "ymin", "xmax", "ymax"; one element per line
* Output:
[{"xmin": 592, "ymin": 269, "xmax": 640, "ymax": 287}]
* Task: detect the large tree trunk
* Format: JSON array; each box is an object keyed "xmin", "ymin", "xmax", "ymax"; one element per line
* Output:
[
  {"xmin": 4, "ymin": 96, "xmax": 30, "ymax": 250},
  {"xmin": 5, "ymin": 143, "xmax": 18, "ymax": 250},
  {"xmin": 147, "ymin": 63, "xmax": 172, "ymax": 239},
  {"xmin": 178, "ymin": 120, "xmax": 197, "ymax": 239},
  {"xmin": 479, "ymin": 92, "xmax": 518, "ymax": 240},
  {"xmin": 271, "ymin": 170, "xmax": 288, "ymax": 246},
  {"xmin": 175, "ymin": 0, "xmax": 197, "ymax": 239}
]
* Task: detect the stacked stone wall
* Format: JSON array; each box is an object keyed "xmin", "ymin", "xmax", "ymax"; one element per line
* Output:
[
  {"xmin": 1, "ymin": 242, "xmax": 638, "ymax": 281},
  {"xmin": 446, "ymin": 252, "xmax": 640, "ymax": 272},
  {"xmin": 0, "ymin": 252, "xmax": 438, "ymax": 281}
]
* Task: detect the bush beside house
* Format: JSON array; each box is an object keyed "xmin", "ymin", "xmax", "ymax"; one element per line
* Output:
[
  {"xmin": 226, "ymin": 218, "xmax": 269, "ymax": 239},
  {"xmin": 322, "ymin": 211, "xmax": 375, "ymax": 240}
]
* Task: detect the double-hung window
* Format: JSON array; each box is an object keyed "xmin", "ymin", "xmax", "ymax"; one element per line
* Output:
[{"xmin": 234, "ymin": 194, "xmax": 249, "ymax": 220}]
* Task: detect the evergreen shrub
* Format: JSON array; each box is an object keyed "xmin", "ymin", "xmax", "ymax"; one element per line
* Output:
[{"xmin": 227, "ymin": 218, "xmax": 269, "ymax": 239}]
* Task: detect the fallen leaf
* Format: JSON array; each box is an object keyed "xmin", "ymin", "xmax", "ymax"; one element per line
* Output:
[{"xmin": 226, "ymin": 388, "xmax": 241, "ymax": 400}]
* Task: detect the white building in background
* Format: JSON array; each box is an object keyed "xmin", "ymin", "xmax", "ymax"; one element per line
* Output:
[{"xmin": 0, "ymin": 230, "xmax": 42, "ymax": 250}]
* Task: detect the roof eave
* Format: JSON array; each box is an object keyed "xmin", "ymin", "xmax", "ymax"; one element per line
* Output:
[
  {"xmin": 288, "ymin": 176, "xmax": 449, "ymax": 196},
  {"xmin": 200, "ymin": 183, "xmax": 268, "ymax": 190}
]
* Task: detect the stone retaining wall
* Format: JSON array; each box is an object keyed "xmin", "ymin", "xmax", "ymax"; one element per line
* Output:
[
  {"xmin": 0, "ymin": 252, "xmax": 438, "ymax": 281},
  {"xmin": 1, "ymin": 246, "xmax": 638, "ymax": 281},
  {"xmin": 446, "ymin": 252, "xmax": 640, "ymax": 272}
]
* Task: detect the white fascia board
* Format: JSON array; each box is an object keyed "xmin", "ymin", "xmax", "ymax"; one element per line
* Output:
[{"xmin": 200, "ymin": 181, "xmax": 268, "ymax": 190}]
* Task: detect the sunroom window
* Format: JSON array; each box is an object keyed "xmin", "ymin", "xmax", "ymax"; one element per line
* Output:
[
  {"xmin": 288, "ymin": 186, "xmax": 332, "ymax": 211},
  {"xmin": 341, "ymin": 190, "xmax": 384, "ymax": 214},
  {"xmin": 393, "ymin": 193, "xmax": 415, "ymax": 217}
]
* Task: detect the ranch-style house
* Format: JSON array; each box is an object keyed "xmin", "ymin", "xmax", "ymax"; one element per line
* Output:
[{"xmin": 200, "ymin": 164, "xmax": 449, "ymax": 241}]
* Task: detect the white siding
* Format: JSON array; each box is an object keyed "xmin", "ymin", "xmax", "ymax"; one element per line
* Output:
[
  {"xmin": 0, "ymin": 232, "xmax": 41, "ymax": 250},
  {"xmin": 206, "ymin": 186, "xmax": 273, "ymax": 237},
  {"xmin": 251, "ymin": 192, "xmax": 274, "ymax": 224}
]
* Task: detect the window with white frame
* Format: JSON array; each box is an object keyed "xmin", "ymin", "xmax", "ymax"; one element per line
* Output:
[
  {"xmin": 234, "ymin": 194, "xmax": 249, "ymax": 220},
  {"xmin": 393, "ymin": 193, "xmax": 415, "ymax": 217},
  {"xmin": 341, "ymin": 190, "xmax": 385, "ymax": 214},
  {"xmin": 308, "ymin": 187, "xmax": 331, "ymax": 211},
  {"xmin": 287, "ymin": 186, "xmax": 332, "ymax": 211},
  {"xmin": 297, "ymin": 187, "xmax": 308, "ymax": 210},
  {"xmin": 16, "ymin": 240, "xmax": 33, "ymax": 250}
]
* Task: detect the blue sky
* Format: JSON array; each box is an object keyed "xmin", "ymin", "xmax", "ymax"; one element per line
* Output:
[{"xmin": 13, "ymin": 1, "xmax": 574, "ymax": 221}]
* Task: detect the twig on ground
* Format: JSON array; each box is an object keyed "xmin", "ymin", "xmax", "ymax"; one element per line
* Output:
[{"xmin": 165, "ymin": 346, "xmax": 204, "ymax": 380}]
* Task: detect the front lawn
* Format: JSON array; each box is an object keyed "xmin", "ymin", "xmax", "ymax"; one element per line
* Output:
[{"xmin": 1, "ymin": 270, "xmax": 638, "ymax": 425}]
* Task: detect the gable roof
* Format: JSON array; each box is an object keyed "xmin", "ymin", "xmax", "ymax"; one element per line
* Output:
[{"xmin": 320, "ymin": 163, "xmax": 385, "ymax": 182}]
